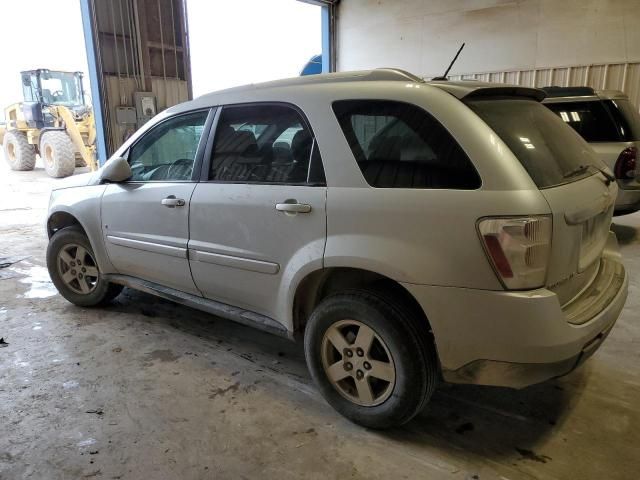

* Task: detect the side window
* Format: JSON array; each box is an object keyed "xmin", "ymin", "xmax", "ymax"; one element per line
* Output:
[
  {"xmin": 332, "ymin": 100, "xmax": 480, "ymax": 189},
  {"xmin": 128, "ymin": 110, "xmax": 208, "ymax": 181},
  {"xmin": 209, "ymin": 104, "xmax": 324, "ymax": 184}
]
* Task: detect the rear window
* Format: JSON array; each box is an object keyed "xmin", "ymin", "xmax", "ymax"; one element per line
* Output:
[
  {"xmin": 468, "ymin": 99, "xmax": 600, "ymax": 189},
  {"xmin": 332, "ymin": 100, "xmax": 480, "ymax": 189},
  {"xmin": 546, "ymin": 99, "xmax": 640, "ymax": 142},
  {"xmin": 544, "ymin": 100, "xmax": 621, "ymax": 142}
]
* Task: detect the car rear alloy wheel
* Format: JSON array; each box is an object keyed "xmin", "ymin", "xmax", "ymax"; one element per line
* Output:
[
  {"xmin": 57, "ymin": 243, "xmax": 99, "ymax": 295},
  {"xmin": 305, "ymin": 290, "xmax": 438, "ymax": 429},
  {"xmin": 321, "ymin": 319, "xmax": 396, "ymax": 407}
]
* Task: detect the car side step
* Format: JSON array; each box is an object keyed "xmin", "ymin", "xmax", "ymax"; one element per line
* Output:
[{"xmin": 104, "ymin": 274, "xmax": 291, "ymax": 339}]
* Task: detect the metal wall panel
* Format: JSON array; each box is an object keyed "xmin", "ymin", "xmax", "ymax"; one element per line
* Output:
[
  {"xmin": 104, "ymin": 75, "xmax": 188, "ymax": 151},
  {"xmin": 151, "ymin": 77, "xmax": 189, "ymax": 110},
  {"xmin": 85, "ymin": 0, "xmax": 191, "ymax": 158}
]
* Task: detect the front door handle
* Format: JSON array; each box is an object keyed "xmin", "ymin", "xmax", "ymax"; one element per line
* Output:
[
  {"xmin": 161, "ymin": 195, "xmax": 186, "ymax": 208},
  {"xmin": 275, "ymin": 201, "xmax": 311, "ymax": 214}
]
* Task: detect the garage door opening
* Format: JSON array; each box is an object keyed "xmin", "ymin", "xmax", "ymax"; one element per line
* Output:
[{"xmin": 186, "ymin": 0, "xmax": 321, "ymax": 96}]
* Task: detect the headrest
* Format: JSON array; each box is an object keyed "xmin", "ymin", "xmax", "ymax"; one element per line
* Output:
[
  {"xmin": 215, "ymin": 127, "xmax": 257, "ymax": 154},
  {"xmin": 291, "ymin": 129, "xmax": 312, "ymax": 159}
]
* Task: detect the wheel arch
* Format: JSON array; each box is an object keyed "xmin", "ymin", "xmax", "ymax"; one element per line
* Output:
[
  {"xmin": 293, "ymin": 267, "xmax": 434, "ymax": 340},
  {"xmin": 47, "ymin": 210, "xmax": 86, "ymax": 239},
  {"xmin": 46, "ymin": 203, "xmax": 115, "ymax": 276}
]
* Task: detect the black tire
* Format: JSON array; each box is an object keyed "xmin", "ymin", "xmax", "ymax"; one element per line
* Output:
[
  {"xmin": 40, "ymin": 131, "xmax": 75, "ymax": 178},
  {"xmin": 3, "ymin": 130, "xmax": 36, "ymax": 171},
  {"xmin": 304, "ymin": 289, "xmax": 438, "ymax": 429},
  {"xmin": 46, "ymin": 226, "xmax": 123, "ymax": 307}
]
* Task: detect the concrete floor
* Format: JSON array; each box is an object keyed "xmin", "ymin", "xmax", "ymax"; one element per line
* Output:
[{"xmin": 1, "ymin": 159, "xmax": 639, "ymax": 480}]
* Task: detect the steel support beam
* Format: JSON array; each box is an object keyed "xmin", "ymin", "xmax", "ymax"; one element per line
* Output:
[{"xmin": 80, "ymin": 0, "xmax": 108, "ymax": 164}]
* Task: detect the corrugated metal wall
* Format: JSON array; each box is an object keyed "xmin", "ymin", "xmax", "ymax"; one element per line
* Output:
[
  {"xmin": 335, "ymin": 0, "xmax": 640, "ymax": 113},
  {"xmin": 449, "ymin": 62, "xmax": 640, "ymax": 111},
  {"xmin": 104, "ymin": 75, "xmax": 189, "ymax": 150},
  {"xmin": 90, "ymin": 0, "xmax": 191, "ymax": 155}
]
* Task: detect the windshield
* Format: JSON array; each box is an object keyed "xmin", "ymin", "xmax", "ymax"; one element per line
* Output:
[
  {"xmin": 468, "ymin": 98, "xmax": 600, "ymax": 188},
  {"xmin": 40, "ymin": 72, "xmax": 83, "ymax": 106}
]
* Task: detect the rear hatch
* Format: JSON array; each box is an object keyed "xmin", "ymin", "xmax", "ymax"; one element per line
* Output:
[{"xmin": 466, "ymin": 96, "xmax": 617, "ymax": 308}]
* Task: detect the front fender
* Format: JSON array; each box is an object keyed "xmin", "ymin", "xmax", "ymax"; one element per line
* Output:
[{"xmin": 48, "ymin": 185, "xmax": 115, "ymax": 274}]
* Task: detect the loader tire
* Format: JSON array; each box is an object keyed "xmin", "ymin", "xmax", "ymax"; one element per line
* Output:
[
  {"xmin": 3, "ymin": 131, "xmax": 36, "ymax": 171},
  {"xmin": 41, "ymin": 131, "xmax": 76, "ymax": 178}
]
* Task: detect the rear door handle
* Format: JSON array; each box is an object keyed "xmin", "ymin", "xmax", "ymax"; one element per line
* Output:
[
  {"xmin": 275, "ymin": 202, "xmax": 311, "ymax": 214},
  {"xmin": 161, "ymin": 195, "xmax": 186, "ymax": 208}
]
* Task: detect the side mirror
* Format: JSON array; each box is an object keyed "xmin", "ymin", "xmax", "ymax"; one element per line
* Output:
[{"xmin": 99, "ymin": 156, "xmax": 132, "ymax": 183}]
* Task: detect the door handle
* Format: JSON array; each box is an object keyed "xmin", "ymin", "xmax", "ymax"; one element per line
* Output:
[
  {"xmin": 275, "ymin": 201, "xmax": 311, "ymax": 214},
  {"xmin": 161, "ymin": 195, "xmax": 186, "ymax": 208}
]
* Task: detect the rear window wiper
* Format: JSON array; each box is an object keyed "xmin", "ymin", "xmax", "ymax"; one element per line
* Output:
[
  {"xmin": 564, "ymin": 164, "xmax": 615, "ymax": 185},
  {"xmin": 563, "ymin": 164, "xmax": 590, "ymax": 179}
]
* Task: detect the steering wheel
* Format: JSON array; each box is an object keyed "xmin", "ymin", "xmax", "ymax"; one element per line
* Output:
[
  {"xmin": 51, "ymin": 90, "xmax": 65, "ymax": 99},
  {"xmin": 167, "ymin": 158, "xmax": 193, "ymax": 180}
]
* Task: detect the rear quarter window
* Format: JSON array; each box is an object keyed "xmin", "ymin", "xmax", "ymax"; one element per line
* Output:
[{"xmin": 332, "ymin": 100, "xmax": 481, "ymax": 189}]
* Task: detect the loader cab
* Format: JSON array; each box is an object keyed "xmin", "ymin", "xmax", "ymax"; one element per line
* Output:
[
  {"xmin": 20, "ymin": 69, "xmax": 86, "ymax": 129},
  {"xmin": 21, "ymin": 69, "xmax": 86, "ymax": 107}
]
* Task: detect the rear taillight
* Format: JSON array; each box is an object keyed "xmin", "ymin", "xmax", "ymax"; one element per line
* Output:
[
  {"xmin": 477, "ymin": 216, "xmax": 552, "ymax": 290},
  {"xmin": 614, "ymin": 147, "xmax": 637, "ymax": 179}
]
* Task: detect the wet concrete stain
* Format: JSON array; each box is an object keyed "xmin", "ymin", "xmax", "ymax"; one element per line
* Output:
[
  {"xmin": 515, "ymin": 447, "xmax": 552, "ymax": 463},
  {"xmin": 145, "ymin": 349, "xmax": 181, "ymax": 363},
  {"xmin": 208, "ymin": 382, "xmax": 240, "ymax": 398}
]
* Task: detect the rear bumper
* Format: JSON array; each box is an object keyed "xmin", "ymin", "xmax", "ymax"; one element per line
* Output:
[
  {"xmin": 614, "ymin": 181, "xmax": 640, "ymax": 215},
  {"xmin": 403, "ymin": 234, "xmax": 628, "ymax": 389}
]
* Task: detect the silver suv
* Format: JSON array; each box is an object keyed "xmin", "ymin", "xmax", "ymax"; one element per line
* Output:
[
  {"xmin": 46, "ymin": 69, "xmax": 628, "ymax": 429},
  {"xmin": 542, "ymin": 87, "xmax": 640, "ymax": 215}
]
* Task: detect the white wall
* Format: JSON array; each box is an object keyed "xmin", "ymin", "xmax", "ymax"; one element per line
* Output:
[
  {"xmin": 337, "ymin": 0, "xmax": 640, "ymax": 77},
  {"xmin": 0, "ymin": 0, "xmax": 89, "ymax": 121}
]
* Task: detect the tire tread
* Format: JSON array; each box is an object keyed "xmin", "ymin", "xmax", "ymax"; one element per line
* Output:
[
  {"xmin": 3, "ymin": 130, "xmax": 36, "ymax": 171},
  {"xmin": 41, "ymin": 131, "xmax": 75, "ymax": 178}
]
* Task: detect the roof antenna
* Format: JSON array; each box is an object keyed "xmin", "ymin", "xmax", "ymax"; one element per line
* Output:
[{"xmin": 432, "ymin": 43, "xmax": 465, "ymax": 81}]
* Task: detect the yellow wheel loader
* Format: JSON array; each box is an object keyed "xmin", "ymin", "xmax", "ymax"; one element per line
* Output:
[{"xmin": 0, "ymin": 69, "xmax": 98, "ymax": 178}]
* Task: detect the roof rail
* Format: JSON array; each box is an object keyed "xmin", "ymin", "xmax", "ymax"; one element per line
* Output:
[
  {"xmin": 194, "ymin": 68, "xmax": 425, "ymax": 100},
  {"xmin": 541, "ymin": 86, "xmax": 596, "ymax": 97},
  {"xmin": 365, "ymin": 68, "xmax": 425, "ymax": 83}
]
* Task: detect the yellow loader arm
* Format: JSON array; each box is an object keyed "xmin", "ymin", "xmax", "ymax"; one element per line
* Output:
[{"xmin": 53, "ymin": 106, "xmax": 98, "ymax": 171}]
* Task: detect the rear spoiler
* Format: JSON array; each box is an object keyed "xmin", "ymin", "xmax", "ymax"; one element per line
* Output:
[
  {"xmin": 430, "ymin": 82, "xmax": 546, "ymax": 102},
  {"xmin": 463, "ymin": 86, "xmax": 546, "ymax": 102}
]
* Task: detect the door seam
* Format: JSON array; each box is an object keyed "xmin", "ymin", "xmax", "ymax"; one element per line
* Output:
[{"xmin": 186, "ymin": 183, "xmax": 205, "ymax": 297}]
